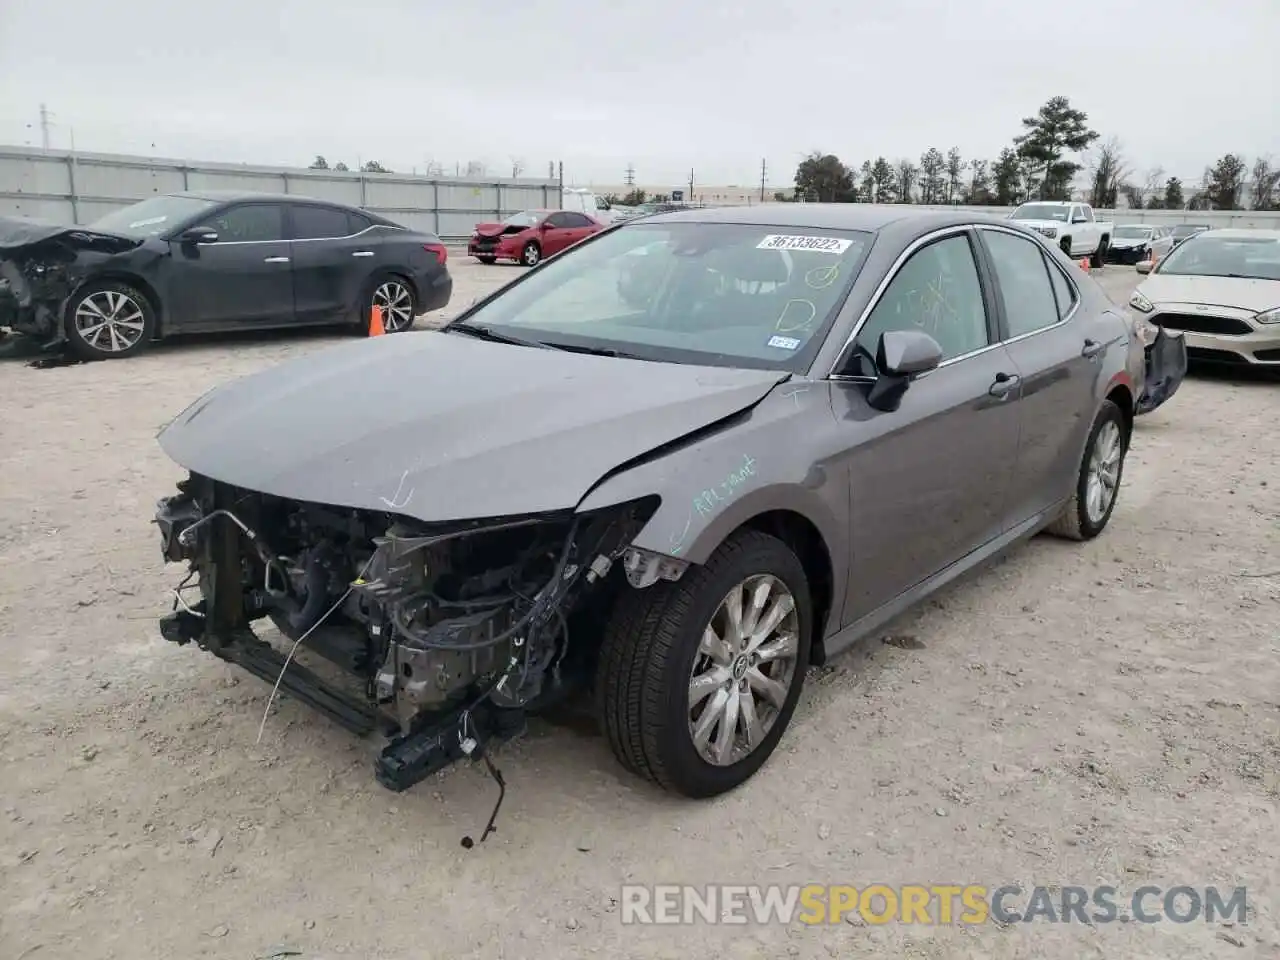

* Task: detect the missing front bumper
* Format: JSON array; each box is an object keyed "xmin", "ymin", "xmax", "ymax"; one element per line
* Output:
[{"xmin": 1136, "ymin": 327, "xmax": 1188, "ymax": 415}]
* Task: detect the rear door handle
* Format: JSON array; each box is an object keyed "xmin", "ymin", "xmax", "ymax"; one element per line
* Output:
[
  {"xmin": 1082, "ymin": 338, "xmax": 1104, "ymax": 359},
  {"xmin": 352, "ymin": 250, "xmax": 374, "ymax": 257},
  {"xmin": 263, "ymin": 256, "xmax": 290, "ymax": 263},
  {"xmin": 988, "ymin": 372, "xmax": 1020, "ymax": 398}
]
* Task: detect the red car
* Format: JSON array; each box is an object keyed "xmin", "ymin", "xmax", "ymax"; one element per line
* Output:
[{"xmin": 468, "ymin": 209, "xmax": 603, "ymax": 266}]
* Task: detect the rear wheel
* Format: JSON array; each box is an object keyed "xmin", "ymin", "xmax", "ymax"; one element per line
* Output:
[
  {"xmin": 596, "ymin": 529, "xmax": 811, "ymax": 798},
  {"xmin": 521, "ymin": 241, "xmax": 542, "ymax": 267},
  {"xmin": 1046, "ymin": 399, "xmax": 1128, "ymax": 541},
  {"xmin": 368, "ymin": 276, "xmax": 417, "ymax": 333},
  {"xmin": 1090, "ymin": 239, "xmax": 1108, "ymax": 269},
  {"xmin": 1059, "ymin": 237, "xmax": 1072, "ymax": 259},
  {"xmin": 63, "ymin": 281, "xmax": 155, "ymax": 360}
]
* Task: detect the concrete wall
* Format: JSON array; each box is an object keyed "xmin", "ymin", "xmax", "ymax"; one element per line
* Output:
[
  {"xmin": 0, "ymin": 146, "xmax": 562, "ymax": 239},
  {"xmin": 755, "ymin": 201, "xmax": 1280, "ymax": 230}
]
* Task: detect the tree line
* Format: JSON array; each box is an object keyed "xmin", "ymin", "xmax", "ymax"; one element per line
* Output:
[{"xmin": 788, "ymin": 97, "xmax": 1279, "ymax": 212}]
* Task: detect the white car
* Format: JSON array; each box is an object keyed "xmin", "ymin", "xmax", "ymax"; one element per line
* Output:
[
  {"xmin": 1009, "ymin": 201, "xmax": 1114, "ymax": 267},
  {"xmin": 1129, "ymin": 228, "xmax": 1280, "ymax": 366}
]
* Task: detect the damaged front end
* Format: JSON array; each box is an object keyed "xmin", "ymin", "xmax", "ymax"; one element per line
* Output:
[
  {"xmin": 154, "ymin": 474, "xmax": 670, "ymax": 792},
  {"xmin": 1136, "ymin": 324, "xmax": 1189, "ymax": 415},
  {"xmin": 0, "ymin": 217, "xmax": 141, "ymax": 349}
]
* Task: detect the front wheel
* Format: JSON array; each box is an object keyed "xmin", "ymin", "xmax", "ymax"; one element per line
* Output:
[
  {"xmin": 596, "ymin": 529, "xmax": 812, "ymax": 798},
  {"xmin": 368, "ymin": 277, "xmax": 417, "ymax": 333},
  {"xmin": 475, "ymin": 255, "xmax": 496, "ymax": 265},
  {"xmin": 63, "ymin": 281, "xmax": 156, "ymax": 360},
  {"xmin": 1046, "ymin": 399, "xmax": 1129, "ymax": 541},
  {"xmin": 521, "ymin": 241, "xmax": 542, "ymax": 267}
]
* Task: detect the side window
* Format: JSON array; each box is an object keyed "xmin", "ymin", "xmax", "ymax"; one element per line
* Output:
[
  {"xmin": 562, "ymin": 212, "xmax": 593, "ymax": 227},
  {"xmin": 982, "ymin": 230, "xmax": 1061, "ymax": 337},
  {"xmin": 855, "ymin": 234, "xmax": 990, "ymax": 365},
  {"xmin": 291, "ymin": 205, "xmax": 353, "ymax": 240},
  {"xmin": 200, "ymin": 204, "xmax": 284, "ymax": 243},
  {"xmin": 1046, "ymin": 258, "xmax": 1078, "ymax": 320},
  {"xmin": 348, "ymin": 211, "xmax": 374, "ymax": 235},
  {"xmin": 545, "ymin": 212, "xmax": 570, "ymax": 228},
  {"xmin": 1081, "ymin": 205, "xmax": 1094, "ymax": 222}
]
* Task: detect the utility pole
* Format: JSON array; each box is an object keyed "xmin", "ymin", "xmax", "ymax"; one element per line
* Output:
[
  {"xmin": 688, "ymin": 168, "xmax": 695, "ymax": 204},
  {"xmin": 759, "ymin": 158, "xmax": 768, "ymax": 202},
  {"xmin": 624, "ymin": 163, "xmax": 636, "ymax": 187},
  {"xmin": 39, "ymin": 103, "xmax": 52, "ymax": 149}
]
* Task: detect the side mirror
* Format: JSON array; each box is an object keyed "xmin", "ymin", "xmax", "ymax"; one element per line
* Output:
[
  {"xmin": 1072, "ymin": 216, "xmax": 1087, "ymax": 224},
  {"xmin": 866, "ymin": 330, "xmax": 943, "ymax": 412},
  {"xmin": 539, "ymin": 221, "xmax": 553, "ymax": 231},
  {"xmin": 180, "ymin": 226, "xmax": 218, "ymax": 244},
  {"xmin": 1135, "ymin": 260, "xmax": 1153, "ymax": 275}
]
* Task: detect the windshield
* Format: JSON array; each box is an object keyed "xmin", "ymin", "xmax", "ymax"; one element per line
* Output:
[
  {"xmin": 1171, "ymin": 225, "xmax": 1207, "ymax": 238},
  {"xmin": 1155, "ymin": 234, "xmax": 1280, "ymax": 280},
  {"xmin": 88, "ymin": 195, "xmax": 218, "ymax": 237},
  {"xmin": 1011, "ymin": 204, "xmax": 1070, "ymax": 222},
  {"xmin": 503, "ymin": 211, "xmax": 545, "ymax": 228},
  {"xmin": 1114, "ymin": 226, "xmax": 1152, "ymax": 239},
  {"xmin": 448, "ymin": 221, "xmax": 873, "ymax": 371}
]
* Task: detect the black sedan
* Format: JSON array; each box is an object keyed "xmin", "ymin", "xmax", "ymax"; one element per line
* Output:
[{"xmin": 0, "ymin": 191, "xmax": 452, "ymax": 360}]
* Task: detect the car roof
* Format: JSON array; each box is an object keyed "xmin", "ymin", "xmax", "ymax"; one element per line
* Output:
[
  {"xmin": 169, "ymin": 190, "xmax": 362, "ymax": 209},
  {"xmin": 638, "ymin": 203, "xmax": 1009, "ymax": 233},
  {"xmin": 1198, "ymin": 227, "xmax": 1280, "ymax": 240}
]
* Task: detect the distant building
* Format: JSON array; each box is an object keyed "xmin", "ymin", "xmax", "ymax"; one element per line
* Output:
[{"xmin": 591, "ymin": 184, "xmax": 768, "ymax": 206}]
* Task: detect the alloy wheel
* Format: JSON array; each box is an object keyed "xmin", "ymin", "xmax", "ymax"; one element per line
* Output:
[
  {"xmin": 373, "ymin": 281, "xmax": 414, "ymax": 331},
  {"xmin": 74, "ymin": 291, "xmax": 146, "ymax": 353},
  {"xmin": 687, "ymin": 574, "xmax": 800, "ymax": 766},
  {"xmin": 1086, "ymin": 420, "xmax": 1122, "ymax": 523}
]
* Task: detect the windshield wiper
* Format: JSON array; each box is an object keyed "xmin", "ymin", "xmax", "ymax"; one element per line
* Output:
[
  {"xmin": 538, "ymin": 341, "xmax": 646, "ymax": 361},
  {"xmin": 445, "ymin": 323, "xmax": 549, "ymax": 349}
]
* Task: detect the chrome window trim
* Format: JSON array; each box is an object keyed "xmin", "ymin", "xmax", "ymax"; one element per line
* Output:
[
  {"xmin": 187, "ymin": 224, "xmax": 397, "ymax": 247},
  {"xmin": 824, "ymin": 225, "xmax": 989, "ymax": 378},
  {"xmin": 975, "ymin": 224, "xmax": 1081, "ymax": 345}
]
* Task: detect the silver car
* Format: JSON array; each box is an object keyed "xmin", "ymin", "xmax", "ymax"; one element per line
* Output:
[{"xmin": 1108, "ymin": 224, "xmax": 1174, "ymax": 264}]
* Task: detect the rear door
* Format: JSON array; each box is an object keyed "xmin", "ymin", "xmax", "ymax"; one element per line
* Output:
[
  {"xmin": 975, "ymin": 226, "xmax": 1104, "ymax": 526},
  {"xmin": 558, "ymin": 212, "xmax": 599, "ymax": 250},
  {"xmin": 833, "ymin": 228, "xmax": 1024, "ymax": 622},
  {"xmin": 287, "ymin": 203, "xmax": 379, "ymax": 324},
  {"xmin": 166, "ymin": 202, "xmax": 293, "ymax": 329}
]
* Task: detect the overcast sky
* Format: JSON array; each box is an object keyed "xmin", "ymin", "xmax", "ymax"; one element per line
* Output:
[{"xmin": 2, "ymin": 0, "xmax": 1276, "ymax": 188}]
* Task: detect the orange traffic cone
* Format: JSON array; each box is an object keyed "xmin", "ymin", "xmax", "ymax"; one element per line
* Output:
[
  {"xmin": 1078, "ymin": 257, "xmax": 1089, "ymax": 273},
  {"xmin": 369, "ymin": 304, "xmax": 385, "ymax": 337}
]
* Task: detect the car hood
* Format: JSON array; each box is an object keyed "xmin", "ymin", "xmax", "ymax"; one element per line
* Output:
[
  {"xmin": 475, "ymin": 222, "xmax": 532, "ymax": 238},
  {"xmin": 158, "ymin": 331, "xmax": 789, "ymax": 522},
  {"xmin": 1009, "ymin": 218, "xmax": 1067, "ymax": 231},
  {"xmin": 0, "ymin": 215, "xmax": 142, "ymax": 256},
  {"xmin": 1139, "ymin": 273, "xmax": 1280, "ymax": 312}
]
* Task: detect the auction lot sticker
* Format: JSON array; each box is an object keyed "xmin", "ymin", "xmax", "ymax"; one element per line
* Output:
[{"xmin": 757, "ymin": 234, "xmax": 852, "ymax": 254}]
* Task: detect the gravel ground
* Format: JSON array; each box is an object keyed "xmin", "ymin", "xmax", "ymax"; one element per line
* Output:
[{"xmin": 1, "ymin": 261, "xmax": 1277, "ymax": 960}]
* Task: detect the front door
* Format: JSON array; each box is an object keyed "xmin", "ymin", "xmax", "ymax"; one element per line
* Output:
[
  {"xmin": 832, "ymin": 229, "xmax": 1024, "ymax": 623},
  {"xmin": 538, "ymin": 212, "xmax": 578, "ymax": 257},
  {"xmin": 166, "ymin": 202, "xmax": 294, "ymax": 329},
  {"xmin": 976, "ymin": 227, "xmax": 1109, "ymax": 525}
]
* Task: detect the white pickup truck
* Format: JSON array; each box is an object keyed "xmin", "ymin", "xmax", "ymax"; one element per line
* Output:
[{"xmin": 1008, "ymin": 201, "xmax": 1113, "ymax": 268}]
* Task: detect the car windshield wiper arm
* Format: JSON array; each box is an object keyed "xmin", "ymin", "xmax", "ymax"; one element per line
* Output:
[
  {"xmin": 445, "ymin": 323, "xmax": 549, "ymax": 349},
  {"xmin": 538, "ymin": 341, "xmax": 646, "ymax": 360}
]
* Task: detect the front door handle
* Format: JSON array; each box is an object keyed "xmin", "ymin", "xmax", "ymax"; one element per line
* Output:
[
  {"xmin": 1081, "ymin": 338, "xmax": 1104, "ymax": 359},
  {"xmin": 352, "ymin": 250, "xmax": 374, "ymax": 257},
  {"xmin": 988, "ymin": 372, "xmax": 1021, "ymax": 398},
  {"xmin": 263, "ymin": 256, "xmax": 290, "ymax": 263}
]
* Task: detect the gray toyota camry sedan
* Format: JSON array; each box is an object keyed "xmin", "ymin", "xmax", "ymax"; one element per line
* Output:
[{"xmin": 152, "ymin": 205, "xmax": 1187, "ymax": 805}]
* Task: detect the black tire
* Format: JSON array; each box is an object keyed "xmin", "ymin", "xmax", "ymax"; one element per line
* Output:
[
  {"xmin": 1059, "ymin": 237, "xmax": 1072, "ymax": 259},
  {"xmin": 1090, "ymin": 239, "xmax": 1108, "ymax": 270},
  {"xmin": 1046, "ymin": 399, "xmax": 1129, "ymax": 541},
  {"xmin": 521, "ymin": 241, "xmax": 542, "ymax": 267},
  {"xmin": 63, "ymin": 280, "xmax": 156, "ymax": 361},
  {"xmin": 476, "ymin": 256, "xmax": 496, "ymax": 265},
  {"xmin": 596, "ymin": 529, "xmax": 812, "ymax": 798},
  {"xmin": 364, "ymin": 274, "xmax": 417, "ymax": 334}
]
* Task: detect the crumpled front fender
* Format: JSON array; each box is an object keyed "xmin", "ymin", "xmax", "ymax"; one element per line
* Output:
[{"xmin": 1136, "ymin": 327, "xmax": 1188, "ymax": 415}]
